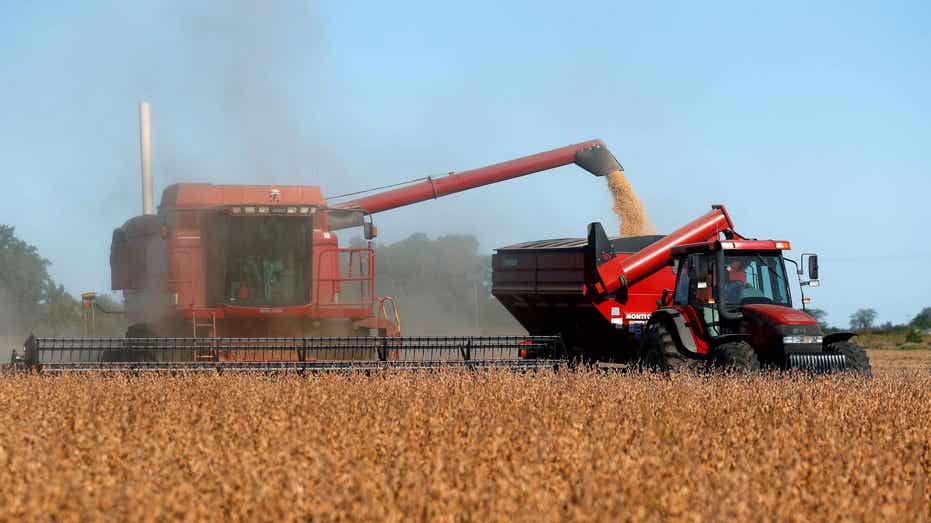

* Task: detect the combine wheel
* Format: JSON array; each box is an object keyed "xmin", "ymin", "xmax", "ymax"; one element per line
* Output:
[
  {"xmin": 100, "ymin": 323, "xmax": 158, "ymax": 363},
  {"xmin": 708, "ymin": 341, "xmax": 760, "ymax": 373},
  {"xmin": 638, "ymin": 323, "xmax": 688, "ymax": 372},
  {"xmin": 126, "ymin": 323, "xmax": 156, "ymax": 338},
  {"xmin": 825, "ymin": 341, "xmax": 871, "ymax": 374}
]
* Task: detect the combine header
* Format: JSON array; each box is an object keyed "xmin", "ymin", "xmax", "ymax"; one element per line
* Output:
[{"xmin": 13, "ymin": 335, "xmax": 565, "ymax": 372}]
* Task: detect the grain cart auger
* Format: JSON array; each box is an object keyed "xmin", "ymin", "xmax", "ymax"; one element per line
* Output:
[
  {"xmin": 10, "ymin": 135, "xmax": 621, "ymax": 371},
  {"xmin": 492, "ymin": 205, "xmax": 870, "ymax": 373}
]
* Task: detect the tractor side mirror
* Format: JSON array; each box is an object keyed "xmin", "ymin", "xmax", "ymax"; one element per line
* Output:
[
  {"xmin": 807, "ymin": 255, "xmax": 819, "ymax": 280},
  {"xmin": 363, "ymin": 222, "xmax": 378, "ymax": 240}
]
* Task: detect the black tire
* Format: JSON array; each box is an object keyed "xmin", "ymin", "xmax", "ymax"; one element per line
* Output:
[
  {"xmin": 638, "ymin": 323, "xmax": 689, "ymax": 372},
  {"xmin": 708, "ymin": 340, "xmax": 760, "ymax": 373},
  {"xmin": 102, "ymin": 323, "xmax": 158, "ymax": 362},
  {"xmin": 126, "ymin": 323, "xmax": 156, "ymax": 338},
  {"xmin": 825, "ymin": 341, "xmax": 871, "ymax": 374}
]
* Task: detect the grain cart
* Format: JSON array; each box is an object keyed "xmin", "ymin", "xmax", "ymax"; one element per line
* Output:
[{"xmin": 493, "ymin": 205, "xmax": 870, "ymax": 372}]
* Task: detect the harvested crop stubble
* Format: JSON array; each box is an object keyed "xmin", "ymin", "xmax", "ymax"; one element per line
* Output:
[{"xmin": 0, "ymin": 371, "xmax": 929, "ymax": 521}]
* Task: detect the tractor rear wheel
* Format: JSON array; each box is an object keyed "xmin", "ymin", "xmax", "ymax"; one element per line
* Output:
[
  {"xmin": 708, "ymin": 340, "xmax": 760, "ymax": 373},
  {"xmin": 638, "ymin": 323, "xmax": 688, "ymax": 372},
  {"xmin": 825, "ymin": 341, "xmax": 871, "ymax": 374}
]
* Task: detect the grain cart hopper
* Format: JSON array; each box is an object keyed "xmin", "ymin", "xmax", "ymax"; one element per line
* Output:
[{"xmin": 494, "ymin": 205, "xmax": 870, "ymax": 373}]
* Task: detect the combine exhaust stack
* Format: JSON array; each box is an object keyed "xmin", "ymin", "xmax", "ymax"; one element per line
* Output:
[{"xmin": 139, "ymin": 101, "xmax": 154, "ymax": 216}]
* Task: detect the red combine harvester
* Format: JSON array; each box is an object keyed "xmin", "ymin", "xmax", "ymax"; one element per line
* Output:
[
  {"xmin": 13, "ymin": 103, "xmax": 623, "ymax": 370},
  {"xmin": 110, "ymin": 139, "xmax": 617, "ymax": 341},
  {"xmin": 493, "ymin": 205, "xmax": 870, "ymax": 372}
]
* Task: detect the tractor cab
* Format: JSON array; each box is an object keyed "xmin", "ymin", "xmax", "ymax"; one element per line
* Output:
[
  {"xmin": 670, "ymin": 239, "xmax": 797, "ymax": 338},
  {"xmin": 653, "ymin": 238, "xmax": 866, "ymax": 371}
]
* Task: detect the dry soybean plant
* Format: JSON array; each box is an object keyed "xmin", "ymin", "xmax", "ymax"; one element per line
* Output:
[{"xmin": 0, "ymin": 370, "xmax": 928, "ymax": 522}]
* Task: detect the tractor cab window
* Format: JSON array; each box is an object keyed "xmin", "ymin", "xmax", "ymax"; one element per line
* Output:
[
  {"xmin": 686, "ymin": 256, "xmax": 720, "ymax": 336},
  {"xmin": 722, "ymin": 253, "xmax": 791, "ymax": 309}
]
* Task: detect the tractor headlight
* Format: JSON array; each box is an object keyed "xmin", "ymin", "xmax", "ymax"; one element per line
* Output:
[{"xmin": 783, "ymin": 335, "xmax": 823, "ymax": 345}]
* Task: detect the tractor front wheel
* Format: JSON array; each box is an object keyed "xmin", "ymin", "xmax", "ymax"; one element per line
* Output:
[
  {"xmin": 708, "ymin": 340, "xmax": 760, "ymax": 373},
  {"xmin": 638, "ymin": 323, "xmax": 689, "ymax": 372},
  {"xmin": 825, "ymin": 341, "xmax": 871, "ymax": 374}
]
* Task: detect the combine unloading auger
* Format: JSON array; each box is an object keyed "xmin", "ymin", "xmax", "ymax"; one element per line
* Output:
[{"xmin": 333, "ymin": 139, "xmax": 619, "ymax": 213}]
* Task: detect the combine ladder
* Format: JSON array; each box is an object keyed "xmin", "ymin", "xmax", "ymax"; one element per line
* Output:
[{"xmin": 191, "ymin": 311, "xmax": 219, "ymax": 362}]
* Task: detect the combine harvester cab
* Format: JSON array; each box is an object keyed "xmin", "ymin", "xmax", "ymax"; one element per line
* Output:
[{"xmin": 495, "ymin": 205, "xmax": 871, "ymax": 373}]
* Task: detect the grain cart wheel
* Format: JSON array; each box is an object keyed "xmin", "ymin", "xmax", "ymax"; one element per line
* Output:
[
  {"xmin": 708, "ymin": 340, "xmax": 760, "ymax": 373},
  {"xmin": 638, "ymin": 323, "xmax": 688, "ymax": 372},
  {"xmin": 825, "ymin": 341, "xmax": 871, "ymax": 375}
]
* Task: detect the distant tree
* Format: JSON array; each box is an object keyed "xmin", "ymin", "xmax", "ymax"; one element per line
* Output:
[
  {"xmin": 0, "ymin": 225, "xmax": 86, "ymax": 337},
  {"xmin": 910, "ymin": 307, "xmax": 931, "ymax": 330},
  {"xmin": 36, "ymin": 283, "xmax": 82, "ymax": 335},
  {"xmin": 358, "ymin": 233, "xmax": 522, "ymax": 335},
  {"xmin": 807, "ymin": 308, "xmax": 830, "ymax": 331},
  {"xmin": 849, "ymin": 308, "xmax": 877, "ymax": 332},
  {"xmin": 904, "ymin": 327, "xmax": 923, "ymax": 344},
  {"xmin": 0, "ymin": 225, "xmax": 53, "ymax": 326}
]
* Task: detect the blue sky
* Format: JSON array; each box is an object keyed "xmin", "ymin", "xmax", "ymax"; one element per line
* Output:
[{"xmin": 1, "ymin": 1, "xmax": 929, "ymax": 328}]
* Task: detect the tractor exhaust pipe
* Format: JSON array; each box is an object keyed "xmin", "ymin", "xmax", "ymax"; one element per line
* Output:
[{"xmin": 139, "ymin": 101, "xmax": 154, "ymax": 215}]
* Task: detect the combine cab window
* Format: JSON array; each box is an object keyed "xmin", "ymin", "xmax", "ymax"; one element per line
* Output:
[
  {"xmin": 221, "ymin": 217, "xmax": 311, "ymax": 307},
  {"xmin": 722, "ymin": 253, "xmax": 791, "ymax": 309}
]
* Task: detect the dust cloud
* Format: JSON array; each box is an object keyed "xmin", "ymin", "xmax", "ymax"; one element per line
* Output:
[
  {"xmin": 607, "ymin": 169, "xmax": 654, "ymax": 237},
  {"xmin": 0, "ymin": 286, "xmax": 25, "ymax": 364}
]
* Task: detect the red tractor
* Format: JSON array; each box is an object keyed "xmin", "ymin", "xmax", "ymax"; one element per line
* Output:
[{"xmin": 493, "ymin": 205, "xmax": 870, "ymax": 373}]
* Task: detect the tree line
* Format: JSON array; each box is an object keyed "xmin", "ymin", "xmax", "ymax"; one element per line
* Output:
[
  {"xmin": 0, "ymin": 225, "xmax": 125, "ymax": 340},
  {"xmin": 808, "ymin": 306, "xmax": 930, "ymax": 342},
  {"xmin": 352, "ymin": 233, "xmax": 522, "ymax": 335}
]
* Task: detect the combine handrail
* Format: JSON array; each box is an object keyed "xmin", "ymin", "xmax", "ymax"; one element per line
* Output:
[{"xmin": 313, "ymin": 247, "xmax": 375, "ymax": 307}]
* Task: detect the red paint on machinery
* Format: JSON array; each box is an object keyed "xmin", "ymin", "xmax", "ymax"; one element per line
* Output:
[{"xmin": 110, "ymin": 140, "xmax": 618, "ymax": 339}]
